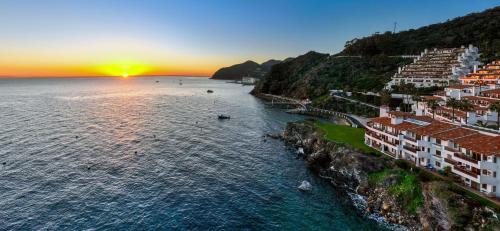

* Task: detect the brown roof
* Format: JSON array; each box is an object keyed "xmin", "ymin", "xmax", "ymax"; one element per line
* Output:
[
  {"xmin": 370, "ymin": 117, "xmax": 424, "ymax": 131},
  {"xmin": 454, "ymin": 135, "xmax": 500, "ymax": 156},
  {"xmin": 409, "ymin": 121, "xmax": 456, "ymax": 136},
  {"xmin": 462, "ymin": 96, "xmax": 500, "ymax": 103},
  {"xmin": 481, "ymin": 88, "xmax": 500, "ymax": 95},
  {"xmin": 371, "ymin": 117, "xmax": 392, "ymax": 126},
  {"xmin": 446, "ymin": 85, "xmax": 473, "ymax": 90},
  {"xmin": 393, "ymin": 122, "xmax": 423, "ymax": 130},
  {"xmin": 432, "ymin": 127, "xmax": 477, "ymax": 141}
]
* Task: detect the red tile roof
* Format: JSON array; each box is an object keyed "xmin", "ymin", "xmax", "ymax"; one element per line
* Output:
[
  {"xmin": 454, "ymin": 135, "xmax": 500, "ymax": 156},
  {"xmin": 409, "ymin": 121, "xmax": 456, "ymax": 136},
  {"xmin": 432, "ymin": 127, "xmax": 477, "ymax": 141},
  {"xmin": 446, "ymin": 85, "xmax": 473, "ymax": 90}
]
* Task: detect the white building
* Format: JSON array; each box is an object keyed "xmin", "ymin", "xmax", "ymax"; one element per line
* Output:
[
  {"xmin": 242, "ymin": 76, "xmax": 258, "ymax": 85},
  {"xmin": 365, "ymin": 108, "xmax": 500, "ymax": 197},
  {"xmin": 386, "ymin": 45, "xmax": 480, "ymax": 89}
]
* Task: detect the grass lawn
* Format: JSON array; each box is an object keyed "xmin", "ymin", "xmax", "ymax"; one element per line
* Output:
[{"xmin": 314, "ymin": 121, "xmax": 375, "ymax": 153}]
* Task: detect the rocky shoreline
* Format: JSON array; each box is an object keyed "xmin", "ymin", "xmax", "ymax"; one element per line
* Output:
[{"xmin": 280, "ymin": 121, "xmax": 499, "ymax": 231}]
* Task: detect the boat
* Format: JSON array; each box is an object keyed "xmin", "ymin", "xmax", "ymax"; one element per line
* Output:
[
  {"xmin": 207, "ymin": 90, "xmax": 214, "ymax": 93},
  {"xmin": 218, "ymin": 114, "xmax": 230, "ymax": 120},
  {"xmin": 156, "ymin": 80, "xmax": 160, "ymax": 83}
]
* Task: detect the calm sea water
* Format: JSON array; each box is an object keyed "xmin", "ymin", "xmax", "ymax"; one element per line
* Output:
[{"xmin": 0, "ymin": 77, "xmax": 387, "ymax": 230}]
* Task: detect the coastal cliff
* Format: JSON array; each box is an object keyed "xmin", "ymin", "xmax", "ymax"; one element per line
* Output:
[{"xmin": 282, "ymin": 121, "xmax": 499, "ymax": 230}]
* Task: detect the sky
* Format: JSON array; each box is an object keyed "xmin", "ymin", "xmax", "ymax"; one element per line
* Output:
[{"xmin": 0, "ymin": 0, "xmax": 499, "ymax": 77}]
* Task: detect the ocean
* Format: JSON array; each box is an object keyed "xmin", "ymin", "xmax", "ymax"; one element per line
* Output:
[{"xmin": 0, "ymin": 77, "xmax": 387, "ymax": 230}]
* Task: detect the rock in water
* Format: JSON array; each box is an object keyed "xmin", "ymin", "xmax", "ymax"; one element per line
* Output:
[{"xmin": 298, "ymin": 180, "xmax": 312, "ymax": 191}]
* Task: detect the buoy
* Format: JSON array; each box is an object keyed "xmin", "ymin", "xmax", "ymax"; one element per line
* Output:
[
  {"xmin": 87, "ymin": 166, "xmax": 91, "ymax": 170},
  {"xmin": 75, "ymin": 136, "xmax": 79, "ymax": 139},
  {"xmin": 134, "ymin": 151, "xmax": 138, "ymax": 154},
  {"xmin": 2, "ymin": 162, "xmax": 6, "ymax": 165}
]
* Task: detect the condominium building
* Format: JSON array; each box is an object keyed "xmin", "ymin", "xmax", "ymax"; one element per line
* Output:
[
  {"xmin": 386, "ymin": 45, "xmax": 480, "ymax": 89},
  {"xmin": 460, "ymin": 60, "xmax": 500, "ymax": 86},
  {"xmin": 365, "ymin": 107, "xmax": 500, "ymax": 197}
]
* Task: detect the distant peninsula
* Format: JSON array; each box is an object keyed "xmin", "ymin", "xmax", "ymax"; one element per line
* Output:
[{"xmin": 211, "ymin": 59, "xmax": 283, "ymax": 80}]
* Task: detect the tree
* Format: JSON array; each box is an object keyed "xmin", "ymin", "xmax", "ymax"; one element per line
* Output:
[
  {"xmin": 488, "ymin": 102, "xmax": 500, "ymax": 129},
  {"xmin": 399, "ymin": 83, "xmax": 415, "ymax": 112},
  {"xmin": 459, "ymin": 100, "xmax": 475, "ymax": 124},
  {"xmin": 446, "ymin": 98, "xmax": 460, "ymax": 122},
  {"xmin": 427, "ymin": 100, "xmax": 439, "ymax": 119},
  {"xmin": 380, "ymin": 89, "xmax": 392, "ymax": 106}
]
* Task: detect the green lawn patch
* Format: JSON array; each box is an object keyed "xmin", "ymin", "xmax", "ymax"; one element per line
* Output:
[{"xmin": 314, "ymin": 121, "xmax": 376, "ymax": 153}]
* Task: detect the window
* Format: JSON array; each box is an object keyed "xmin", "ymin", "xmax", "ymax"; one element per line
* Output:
[
  {"xmin": 482, "ymin": 184, "xmax": 487, "ymax": 189},
  {"xmin": 494, "ymin": 186, "xmax": 497, "ymax": 192},
  {"xmin": 435, "ymin": 161, "xmax": 441, "ymax": 167},
  {"xmin": 494, "ymin": 172, "xmax": 497, "ymax": 178},
  {"xmin": 436, "ymin": 150, "xmax": 441, "ymax": 156},
  {"xmin": 436, "ymin": 139, "xmax": 441, "ymax": 144}
]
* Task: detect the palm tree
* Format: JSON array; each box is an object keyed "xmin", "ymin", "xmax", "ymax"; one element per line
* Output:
[
  {"xmin": 427, "ymin": 100, "xmax": 439, "ymax": 119},
  {"xmin": 400, "ymin": 83, "xmax": 415, "ymax": 112},
  {"xmin": 446, "ymin": 98, "xmax": 460, "ymax": 122},
  {"xmin": 459, "ymin": 100, "xmax": 474, "ymax": 124},
  {"xmin": 488, "ymin": 102, "xmax": 500, "ymax": 129}
]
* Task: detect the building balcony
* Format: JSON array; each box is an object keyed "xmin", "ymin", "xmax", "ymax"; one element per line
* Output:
[
  {"xmin": 382, "ymin": 138, "xmax": 398, "ymax": 147},
  {"xmin": 453, "ymin": 165, "xmax": 479, "ymax": 178},
  {"xmin": 403, "ymin": 145, "xmax": 418, "ymax": 153},
  {"xmin": 454, "ymin": 152, "xmax": 479, "ymax": 165},
  {"xmin": 404, "ymin": 136, "xmax": 417, "ymax": 143},
  {"xmin": 444, "ymin": 146, "xmax": 459, "ymax": 152},
  {"xmin": 444, "ymin": 158, "xmax": 457, "ymax": 165},
  {"xmin": 365, "ymin": 131, "xmax": 381, "ymax": 140}
]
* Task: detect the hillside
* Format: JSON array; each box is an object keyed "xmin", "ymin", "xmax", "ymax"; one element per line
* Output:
[
  {"xmin": 252, "ymin": 6, "xmax": 500, "ymax": 99},
  {"xmin": 211, "ymin": 59, "xmax": 282, "ymax": 80},
  {"xmin": 341, "ymin": 6, "xmax": 500, "ymax": 62},
  {"xmin": 252, "ymin": 52, "xmax": 410, "ymax": 99}
]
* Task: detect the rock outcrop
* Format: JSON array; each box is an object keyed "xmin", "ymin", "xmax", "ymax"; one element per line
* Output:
[{"xmin": 281, "ymin": 121, "xmax": 499, "ymax": 230}]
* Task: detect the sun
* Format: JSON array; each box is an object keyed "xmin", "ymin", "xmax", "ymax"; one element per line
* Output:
[{"xmin": 122, "ymin": 73, "xmax": 129, "ymax": 78}]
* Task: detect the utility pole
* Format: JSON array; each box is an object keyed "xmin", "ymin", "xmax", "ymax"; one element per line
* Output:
[{"xmin": 393, "ymin": 22, "xmax": 397, "ymax": 34}]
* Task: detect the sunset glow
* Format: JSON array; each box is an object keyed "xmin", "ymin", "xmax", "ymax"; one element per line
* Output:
[{"xmin": 0, "ymin": 0, "xmax": 497, "ymax": 78}]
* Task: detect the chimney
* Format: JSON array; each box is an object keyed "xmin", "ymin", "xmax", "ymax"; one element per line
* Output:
[
  {"xmin": 473, "ymin": 65, "xmax": 478, "ymax": 73},
  {"xmin": 379, "ymin": 105, "xmax": 390, "ymax": 118}
]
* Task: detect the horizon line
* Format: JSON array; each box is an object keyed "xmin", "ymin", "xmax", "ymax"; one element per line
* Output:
[{"xmin": 0, "ymin": 74, "xmax": 212, "ymax": 79}]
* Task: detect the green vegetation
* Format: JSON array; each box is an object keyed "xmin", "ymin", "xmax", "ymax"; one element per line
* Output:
[
  {"xmin": 341, "ymin": 7, "xmax": 500, "ymax": 62},
  {"xmin": 253, "ymin": 7, "xmax": 500, "ymax": 107},
  {"xmin": 314, "ymin": 121, "xmax": 375, "ymax": 153},
  {"xmin": 369, "ymin": 169, "xmax": 424, "ymax": 214}
]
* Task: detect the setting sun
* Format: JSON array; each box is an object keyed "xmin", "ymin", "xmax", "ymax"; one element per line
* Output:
[{"xmin": 122, "ymin": 73, "xmax": 129, "ymax": 78}]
